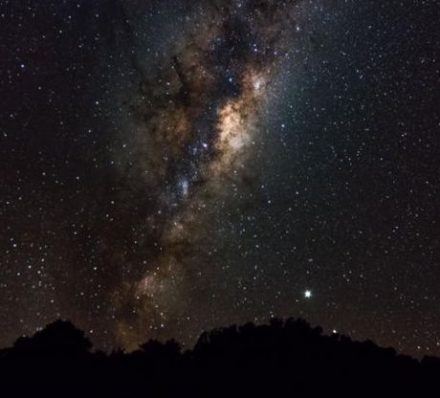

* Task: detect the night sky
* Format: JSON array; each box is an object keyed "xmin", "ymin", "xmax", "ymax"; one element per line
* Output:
[{"xmin": 1, "ymin": 0, "xmax": 440, "ymax": 356}]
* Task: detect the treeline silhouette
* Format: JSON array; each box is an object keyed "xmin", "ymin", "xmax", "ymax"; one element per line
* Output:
[{"xmin": 1, "ymin": 318, "xmax": 439, "ymax": 397}]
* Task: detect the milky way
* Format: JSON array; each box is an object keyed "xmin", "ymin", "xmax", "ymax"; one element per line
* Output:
[
  {"xmin": 112, "ymin": 0, "xmax": 301, "ymax": 348},
  {"xmin": 2, "ymin": 0, "xmax": 440, "ymax": 356}
]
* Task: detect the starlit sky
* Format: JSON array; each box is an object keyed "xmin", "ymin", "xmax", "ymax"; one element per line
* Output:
[{"xmin": 1, "ymin": 0, "xmax": 439, "ymax": 356}]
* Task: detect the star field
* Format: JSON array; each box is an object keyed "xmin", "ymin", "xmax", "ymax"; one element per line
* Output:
[{"xmin": 1, "ymin": 0, "xmax": 439, "ymax": 356}]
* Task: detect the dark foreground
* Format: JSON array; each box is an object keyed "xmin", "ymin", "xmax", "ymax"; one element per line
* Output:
[{"xmin": 1, "ymin": 318, "xmax": 439, "ymax": 397}]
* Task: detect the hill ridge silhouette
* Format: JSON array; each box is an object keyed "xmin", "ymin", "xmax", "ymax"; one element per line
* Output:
[{"xmin": 1, "ymin": 317, "xmax": 439, "ymax": 397}]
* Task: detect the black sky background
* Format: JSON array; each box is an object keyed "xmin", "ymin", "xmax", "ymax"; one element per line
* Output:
[{"xmin": 1, "ymin": 0, "xmax": 440, "ymax": 356}]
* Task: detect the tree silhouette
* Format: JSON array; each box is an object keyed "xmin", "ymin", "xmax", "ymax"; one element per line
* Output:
[
  {"xmin": 0, "ymin": 317, "xmax": 437, "ymax": 397},
  {"xmin": 12, "ymin": 320, "xmax": 92, "ymax": 356}
]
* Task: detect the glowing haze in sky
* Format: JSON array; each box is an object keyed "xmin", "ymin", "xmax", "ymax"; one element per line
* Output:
[{"xmin": 1, "ymin": 0, "xmax": 440, "ymax": 356}]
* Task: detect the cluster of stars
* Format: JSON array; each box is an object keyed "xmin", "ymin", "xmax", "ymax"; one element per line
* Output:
[{"xmin": 0, "ymin": 0, "xmax": 439, "ymax": 357}]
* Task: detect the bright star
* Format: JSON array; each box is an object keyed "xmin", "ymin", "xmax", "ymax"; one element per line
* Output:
[{"xmin": 304, "ymin": 290, "xmax": 312, "ymax": 299}]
